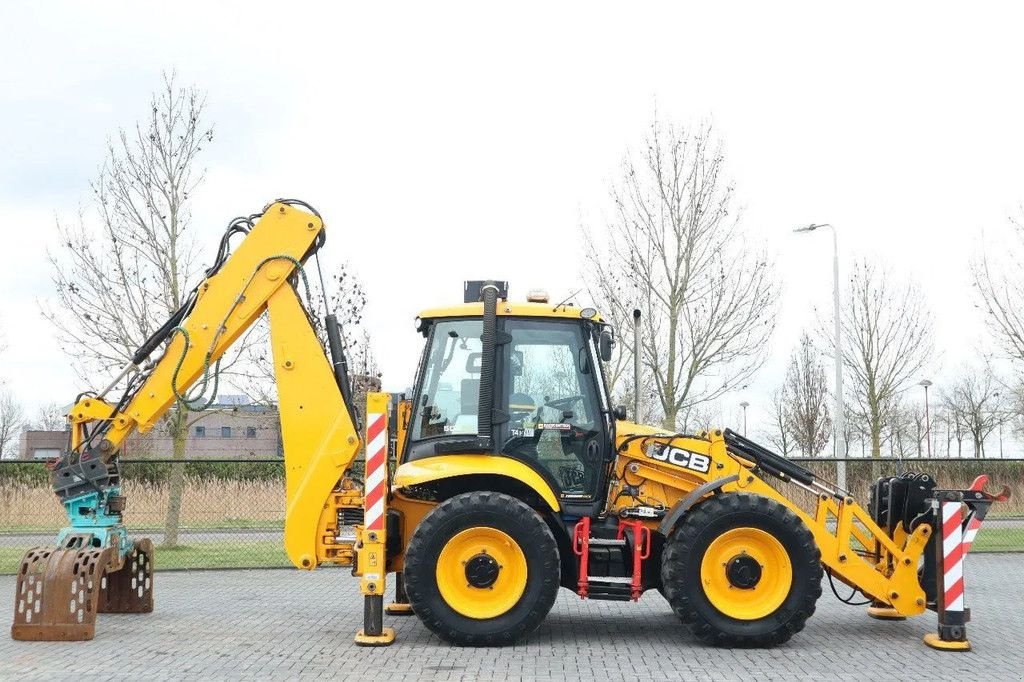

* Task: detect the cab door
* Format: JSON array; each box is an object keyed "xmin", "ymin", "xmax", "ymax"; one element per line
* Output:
[{"xmin": 497, "ymin": 318, "xmax": 611, "ymax": 505}]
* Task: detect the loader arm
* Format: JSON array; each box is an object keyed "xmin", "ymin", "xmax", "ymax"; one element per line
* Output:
[{"xmin": 55, "ymin": 200, "xmax": 362, "ymax": 570}]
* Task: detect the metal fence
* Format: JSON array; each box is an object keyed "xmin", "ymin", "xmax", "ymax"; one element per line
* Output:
[{"xmin": 1, "ymin": 457, "xmax": 1021, "ymax": 574}]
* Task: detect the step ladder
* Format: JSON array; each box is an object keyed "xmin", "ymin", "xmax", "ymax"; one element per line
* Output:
[{"xmin": 572, "ymin": 518, "xmax": 651, "ymax": 601}]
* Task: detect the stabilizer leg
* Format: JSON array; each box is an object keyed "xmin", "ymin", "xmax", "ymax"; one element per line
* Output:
[
  {"xmin": 867, "ymin": 602, "xmax": 906, "ymax": 621},
  {"xmin": 385, "ymin": 573, "xmax": 414, "ymax": 616},
  {"xmin": 924, "ymin": 495, "xmax": 971, "ymax": 651},
  {"xmin": 355, "ymin": 594, "xmax": 396, "ymax": 646},
  {"xmin": 353, "ymin": 394, "xmax": 396, "ymax": 647}
]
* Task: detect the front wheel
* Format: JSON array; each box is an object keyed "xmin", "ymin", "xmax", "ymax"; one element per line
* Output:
[
  {"xmin": 403, "ymin": 491, "xmax": 560, "ymax": 646},
  {"xmin": 661, "ymin": 492, "xmax": 822, "ymax": 647}
]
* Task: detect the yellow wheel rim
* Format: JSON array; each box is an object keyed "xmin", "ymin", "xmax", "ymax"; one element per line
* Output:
[
  {"xmin": 699, "ymin": 527, "xmax": 792, "ymax": 620},
  {"xmin": 435, "ymin": 527, "xmax": 528, "ymax": 619}
]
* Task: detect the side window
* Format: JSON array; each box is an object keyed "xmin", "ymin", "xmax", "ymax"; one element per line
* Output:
[
  {"xmin": 502, "ymin": 320, "xmax": 603, "ymax": 497},
  {"xmin": 411, "ymin": 320, "xmax": 484, "ymax": 440}
]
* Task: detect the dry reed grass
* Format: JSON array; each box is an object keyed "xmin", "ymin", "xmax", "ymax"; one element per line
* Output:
[
  {"xmin": 0, "ymin": 478, "xmax": 285, "ymax": 531},
  {"xmin": 1, "ymin": 460, "xmax": 1020, "ymax": 534}
]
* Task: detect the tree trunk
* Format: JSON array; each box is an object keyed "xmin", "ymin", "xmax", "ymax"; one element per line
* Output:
[
  {"xmin": 162, "ymin": 419, "xmax": 188, "ymax": 549},
  {"xmin": 870, "ymin": 410, "xmax": 882, "ymax": 458},
  {"xmin": 661, "ymin": 309, "xmax": 679, "ymax": 431},
  {"xmin": 662, "ymin": 408, "xmax": 678, "ymax": 431}
]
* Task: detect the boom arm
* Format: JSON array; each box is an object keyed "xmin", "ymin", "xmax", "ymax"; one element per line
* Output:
[{"xmin": 56, "ymin": 201, "xmax": 362, "ymax": 569}]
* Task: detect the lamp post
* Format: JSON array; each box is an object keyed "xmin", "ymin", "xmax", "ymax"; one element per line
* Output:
[
  {"xmin": 919, "ymin": 379, "xmax": 932, "ymax": 458},
  {"xmin": 994, "ymin": 391, "xmax": 1002, "ymax": 458},
  {"xmin": 794, "ymin": 223, "xmax": 846, "ymax": 490},
  {"xmin": 740, "ymin": 401, "xmax": 749, "ymax": 436}
]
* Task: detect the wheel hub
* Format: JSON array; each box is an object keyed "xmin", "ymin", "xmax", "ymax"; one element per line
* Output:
[
  {"xmin": 465, "ymin": 553, "xmax": 501, "ymax": 588},
  {"xmin": 726, "ymin": 554, "xmax": 762, "ymax": 589}
]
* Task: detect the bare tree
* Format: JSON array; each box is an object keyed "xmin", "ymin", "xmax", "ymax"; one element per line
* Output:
[
  {"xmin": 240, "ymin": 261, "xmax": 377, "ymax": 404},
  {"xmin": 947, "ymin": 404, "xmax": 967, "ymax": 457},
  {"xmin": 585, "ymin": 121, "xmax": 776, "ymax": 430},
  {"xmin": 942, "ymin": 369, "xmax": 1007, "ymax": 457},
  {"xmin": 829, "ymin": 260, "xmax": 934, "ymax": 457},
  {"xmin": 973, "ymin": 209, "xmax": 1024, "ymax": 366},
  {"xmin": 763, "ymin": 388, "xmax": 795, "ymax": 456},
  {"xmin": 929, "ymin": 404, "xmax": 951, "ymax": 458},
  {"xmin": 0, "ymin": 390, "xmax": 24, "ymax": 459},
  {"xmin": 882, "ymin": 399, "xmax": 922, "ymax": 458},
  {"xmin": 782, "ymin": 333, "xmax": 832, "ymax": 456},
  {"xmin": 584, "ymin": 269, "xmax": 635, "ymax": 395},
  {"xmin": 42, "ymin": 73, "xmax": 219, "ymax": 547},
  {"xmin": 32, "ymin": 402, "xmax": 69, "ymax": 431}
]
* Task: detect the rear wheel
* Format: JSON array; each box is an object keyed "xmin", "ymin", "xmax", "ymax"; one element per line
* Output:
[
  {"xmin": 403, "ymin": 491, "xmax": 560, "ymax": 646},
  {"xmin": 661, "ymin": 492, "xmax": 822, "ymax": 647}
]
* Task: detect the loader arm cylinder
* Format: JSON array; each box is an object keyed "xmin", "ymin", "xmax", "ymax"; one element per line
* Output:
[{"xmin": 723, "ymin": 429, "xmax": 818, "ymax": 488}]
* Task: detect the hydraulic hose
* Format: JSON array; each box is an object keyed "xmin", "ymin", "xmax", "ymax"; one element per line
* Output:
[{"xmin": 326, "ymin": 313, "xmax": 360, "ymax": 431}]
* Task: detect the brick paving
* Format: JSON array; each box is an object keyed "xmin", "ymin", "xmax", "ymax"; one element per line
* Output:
[{"xmin": 2, "ymin": 554, "xmax": 1022, "ymax": 681}]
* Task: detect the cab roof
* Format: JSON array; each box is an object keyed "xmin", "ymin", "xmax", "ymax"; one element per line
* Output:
[{"xmin": 418, "ymin": 301, "xmax": 604, "ymax": 323}]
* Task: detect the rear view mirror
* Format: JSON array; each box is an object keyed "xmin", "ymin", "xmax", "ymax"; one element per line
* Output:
[{"xmin": 599, "ymin": 328, "xmax": 614, "ymax": 362}]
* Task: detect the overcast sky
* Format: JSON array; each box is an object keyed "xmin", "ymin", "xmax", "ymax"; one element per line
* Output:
[{"xmin": 2, "ymin": 2, "xmax": 1023, "ymax": 444}]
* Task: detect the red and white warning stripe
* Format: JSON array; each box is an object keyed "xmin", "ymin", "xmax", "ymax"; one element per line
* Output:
[
  {"xmin": 940, "ymin": 500, "xmax": 965, "ymax": 612},
  {"xmin": 961, "ymin": 513, "xmax": 982, "ymax": 554},
  {"xmin": 363, "ymin": 412, "xmax": 387, "ymax": 531}
]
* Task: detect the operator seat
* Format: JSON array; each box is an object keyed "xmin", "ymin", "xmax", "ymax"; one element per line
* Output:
[{"xmin": 509, "ymin": 392, "xmax": 536, "ymax": 425}]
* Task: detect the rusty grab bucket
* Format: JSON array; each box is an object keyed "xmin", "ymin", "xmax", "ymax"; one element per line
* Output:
[{"xmin": 11, "ymin": 538, "xmax": 154, "ymax": 641}]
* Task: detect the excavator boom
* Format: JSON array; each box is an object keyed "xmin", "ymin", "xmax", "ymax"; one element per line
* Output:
[{"xmin": 13, "ymin": 200, "xmax": 370, "ymax": 641}]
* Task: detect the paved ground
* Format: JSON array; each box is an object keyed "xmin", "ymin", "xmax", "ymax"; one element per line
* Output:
[{"xmin": 2, "ymin": 555, "xmax": 1022, "ymax": 681}]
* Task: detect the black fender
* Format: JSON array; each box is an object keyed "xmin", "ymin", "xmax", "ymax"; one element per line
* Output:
[{"xmin": 657, "ymin": 475, "xmax": 739, "ymax": 536}]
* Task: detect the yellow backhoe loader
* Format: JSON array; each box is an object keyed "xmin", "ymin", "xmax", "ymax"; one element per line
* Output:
[{"xmin": 11, "ymin": 200, "xmax": 1008, "ymax": 651}]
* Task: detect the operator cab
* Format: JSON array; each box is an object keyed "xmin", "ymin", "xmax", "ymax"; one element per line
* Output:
[{"xmin": 404, "ymin": 282, "xmax": 616, "ymax": 513}]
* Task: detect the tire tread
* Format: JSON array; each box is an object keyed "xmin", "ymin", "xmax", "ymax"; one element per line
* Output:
[{"xmin": 661, "ymin": 492, "xmax": 822, "ymax": 647}]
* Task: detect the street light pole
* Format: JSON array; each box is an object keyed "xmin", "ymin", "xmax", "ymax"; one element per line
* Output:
[
  {"xmin": 795, "ymin": 223, "xmax": 846, "ymax": 490},
  {"xmin": 919, "ymin": 379, "xmax": 932, "ymax": 458},
  {"xmin": 740, "ymin": 401, "xmax": 749, "ymax": 436},
  {"xmin": 994, "ymin": 391, "xmax": 1003, "ymax": 458}
]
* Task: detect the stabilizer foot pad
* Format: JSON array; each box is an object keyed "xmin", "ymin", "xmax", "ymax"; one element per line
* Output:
[
  {"xmin": 355, "ymin": 627, "xmax": 396, "ymax": 646},
  {"xmin": 867, "ymin": 606, "xmax": 906, "ymax": 621},
  {"xmin": 923, "ymin": 633, "xmax": 971, "ymax": 651},
  {"xmin": 385, "ymin": 603, "xmax": 414, "ymax": 616}
]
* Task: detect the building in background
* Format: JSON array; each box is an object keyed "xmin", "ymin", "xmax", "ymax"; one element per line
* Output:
[
  {"xmin": 19, "ymin": 394, "xmax": 281, "ymax": 460},
  {"xmin": 18, "ymin": 430, "xmax": 68, "ymax": 460}
]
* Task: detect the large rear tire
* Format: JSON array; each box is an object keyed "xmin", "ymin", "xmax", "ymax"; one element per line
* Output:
[
  {"xmin": 661, "ymin": 492, "xmax": 822, "ymax": 647},
  {"xmin": 403, "ymin": 491, "xmax": 560, "ymax": 646}
]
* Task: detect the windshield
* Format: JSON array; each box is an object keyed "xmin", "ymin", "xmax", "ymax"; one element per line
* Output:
[{"xmin": 410, "ymin": 319, "xmax": 484, "ymax": 440}]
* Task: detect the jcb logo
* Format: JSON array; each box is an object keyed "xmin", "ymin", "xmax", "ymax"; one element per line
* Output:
[{"xmin": 645, "ymin": 443, "xmax": 711, "ymax": 474}]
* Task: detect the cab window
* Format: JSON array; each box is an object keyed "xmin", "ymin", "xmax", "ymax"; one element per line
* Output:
[
  {"xmin": 410, "ymin": 319, "xmax": 483, "ymax": 440},
  {"xmin": 500, "ymin": 319, "xmax": 604, "ymax": 497}
]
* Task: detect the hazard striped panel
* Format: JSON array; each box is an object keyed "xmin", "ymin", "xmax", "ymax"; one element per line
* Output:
[
  {"xmin": 363, "ymin": 411, "xmax": 388, "ymax": 531},
  {"xmin": 961, "ymin": 513, "xmax": 982, "ymax": 554},
  {"xmin": 940, "ymin": 500, "xmax": 965, "ymax": 612}
]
